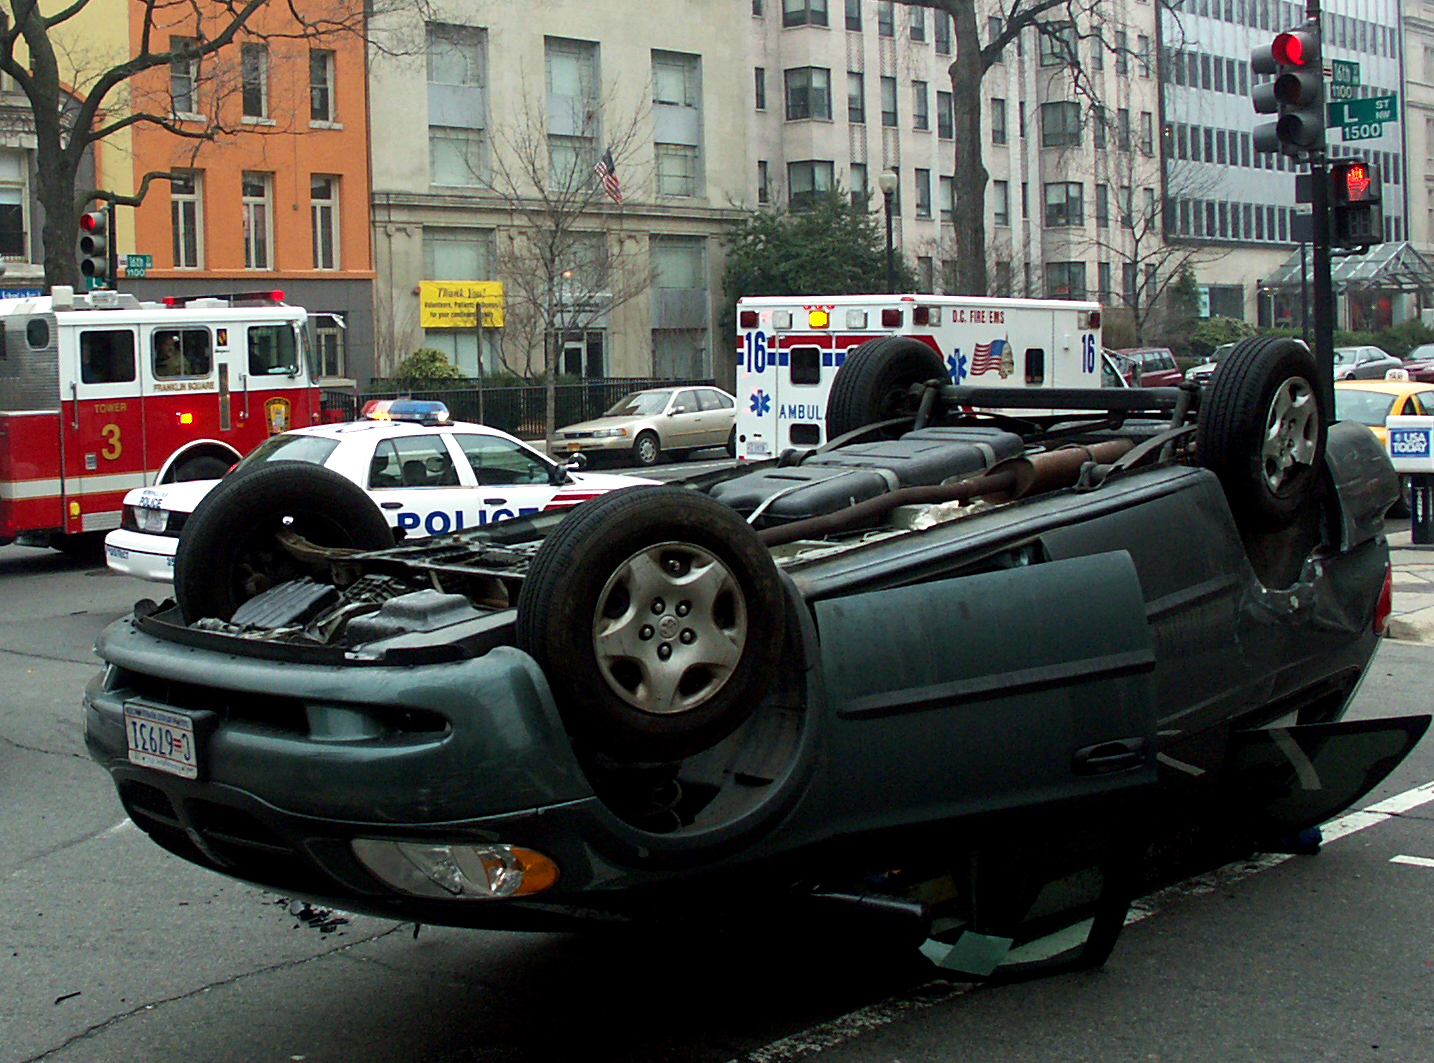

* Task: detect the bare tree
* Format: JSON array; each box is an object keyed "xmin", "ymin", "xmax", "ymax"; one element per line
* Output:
[
  {"xmin": 0, "ymin": 0, "xmax": 412, "ymax": 288},
  {"xmin": 475, "ymin": 75, "xmax": 654, "ymax": 446}
]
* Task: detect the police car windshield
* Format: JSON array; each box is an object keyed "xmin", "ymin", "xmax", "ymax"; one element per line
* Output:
[
  {"xmin": 1333, "ymin": 389, "xmax": 1396, "ymax": 427},
  {"xmin": 605, "ymin": 390, "xmax": 672, "ymax": 417},
  {"xmin": 235, "ymin": 433, "xmax": 341, "ymax": 471}
]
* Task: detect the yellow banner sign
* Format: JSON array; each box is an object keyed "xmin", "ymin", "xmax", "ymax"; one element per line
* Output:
[{"xmin": 419, "ymin": 281, "xmax": 505, "ymax": 329}]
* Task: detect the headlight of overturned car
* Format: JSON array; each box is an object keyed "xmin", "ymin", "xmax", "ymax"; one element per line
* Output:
[{"xmin": 351, "ymin": 840, "xmax": 559, "ymax": 899}]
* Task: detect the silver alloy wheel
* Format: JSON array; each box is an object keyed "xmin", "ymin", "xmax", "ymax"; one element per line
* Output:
[
  {"xmin": 592, "ymin": 541, "xmax": 747, "ymax": 716},
  {"xmin": 1261, "ymin": 376, "xmax": 1319, "ymax": 494}
]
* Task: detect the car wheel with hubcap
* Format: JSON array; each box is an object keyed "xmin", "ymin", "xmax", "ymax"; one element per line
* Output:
[
  {"xmin": 516, "ymin": 485, "xmax": 783, "ymax": 762},
  {"xmin": 632, "ymin": 431, "xmax": 662, "ymax": 467}
]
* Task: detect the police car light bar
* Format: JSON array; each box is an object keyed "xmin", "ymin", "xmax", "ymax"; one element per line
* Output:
[{"xmin": 361, "ymin": 399, "xmax": 451, "ymax": 426}]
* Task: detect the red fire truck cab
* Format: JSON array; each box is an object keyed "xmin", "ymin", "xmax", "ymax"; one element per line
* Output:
[{"xmin": 0, "ymin": 286, "xmax": 324, "ymax": 549}]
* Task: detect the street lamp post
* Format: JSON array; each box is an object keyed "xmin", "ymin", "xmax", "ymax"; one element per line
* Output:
[{"xmin": 878, "ymin": 169, "xmax": 899, "ymax": 294}]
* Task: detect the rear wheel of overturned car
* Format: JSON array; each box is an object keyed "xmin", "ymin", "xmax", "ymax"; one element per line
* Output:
[
  {"xmin": 516, "ymin": 485, "xmax": 784, "ymax": 762},
  {"xmin": 1197, "ymin": 336, "xmax": 1327, "ymax": 532},
  {"xmin": 826, "ymin": 335, "xmax": 949, "ymax": 440},
  {"xmin": 174, "ymin": 463, "xmax": 394, "ymax": 623}
]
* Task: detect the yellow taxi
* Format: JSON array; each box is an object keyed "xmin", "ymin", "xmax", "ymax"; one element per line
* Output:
[{"xmin": 1334, "ymin": 378, "xmax": 1434, "ymax": 516}]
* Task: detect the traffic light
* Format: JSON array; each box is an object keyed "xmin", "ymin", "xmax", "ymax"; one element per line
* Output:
[
  {"xmin": 1330, "ymin": 159, "xmax": 1384, "ymax": 249},
  {"xmin": 77, "ymin": 209, "xmax": 108, "ymax": 285},
  {"xmin": 1251, "ymin": 23, "xmax": 1324, "ymax": 156}
]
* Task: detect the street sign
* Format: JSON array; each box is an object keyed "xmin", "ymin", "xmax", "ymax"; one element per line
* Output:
[
  {"xmin": 125, "ymin": 253, "xmax": 151, "ymax": 278},
  {"xmin": 1329, "ymin": 59, "xmax": 1360, "ymax": 100},
  {"xmin": 1327, "ymin": 94, "xmax": 1397, "ymax": 126},
  {"xmin": 1342, "ymin": 121, "xmax": 1383, "ymax": 141}
]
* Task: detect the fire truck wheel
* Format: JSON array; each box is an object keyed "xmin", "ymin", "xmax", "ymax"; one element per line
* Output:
[
  {"xmin": 175, "ymin": 463, "xmax": 394, "ymax": 623},
  {"xmin": 516, "ymin": 485, "xmax": 783, "ymax": 762},
  {"xmin": 174, "ymin": 456, "xmax": 232, "ymax": 482},
  {"xmin": 826, "ymin": 336, "xmax": 949, "ymax": 440},
  {"xmin": 1197, "ymin": 336, "xmax": 1326, "ymax": 532}
]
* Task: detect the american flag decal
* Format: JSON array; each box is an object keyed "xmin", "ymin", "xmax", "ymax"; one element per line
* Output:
[
  {"xmin": 970, "ymin": 338, "xmax": 1010, "ymax": 377},
  {"xmin": 594, "ymin": 148, "xmax": 622, "ymax": 205}
]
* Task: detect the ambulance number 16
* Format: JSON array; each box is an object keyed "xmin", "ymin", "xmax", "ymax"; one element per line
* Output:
[
  {"xmin": 744, "ymin": 331, "xmax": 769, "ymax": 374},
  {"xmin": 1081, "ymin": 334, "xmax": 1097, "ymax": 374}
]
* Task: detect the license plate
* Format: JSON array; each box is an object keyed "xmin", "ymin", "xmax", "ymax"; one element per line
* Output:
[
  {"xmin": 124, "ymin": 702, "xmax": 199, "ymax": 779},
  {"xmin": 138, "ymin": 507, "xmax": 167, "ymax": 532},
  {"xmin": 105, "ymin": 544, "xmax": 129, "ymax": 560},
  {"xmin": 747, "ymin": 441, "xmax": 770, "ymax": 456},
  {"xmin": 566, "ymin": 442, "xmax": 583, "ymax": 451}
]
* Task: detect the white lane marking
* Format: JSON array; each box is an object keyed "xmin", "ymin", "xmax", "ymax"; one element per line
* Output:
[
  {"xmin": 1390, "ymin": 855, "xmax": 1434, "ymax": 868},
  {"xmin": 100, "ymin": 818, "xmax": 136, "ymax": 839},
  {"xmin": 725, "ymin": 777, "xmax": 1434, "ymax": 1063}
]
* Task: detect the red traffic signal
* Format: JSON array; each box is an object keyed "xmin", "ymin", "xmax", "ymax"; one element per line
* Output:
[
  {"xmin": 79, "ymin": 210, "xmax": 106, "ymax": 234},
  {"xmin": 1272, "ymin": 31, "xmax": 1312, "ymax": 67}
]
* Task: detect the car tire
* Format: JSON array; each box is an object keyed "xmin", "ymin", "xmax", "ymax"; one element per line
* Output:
[
  {"xmin": 174, "ymin": 456, "xmax": 232, "ymax": 482},
  {"xmin": 726, "ymin": 426, "xmax": 737, "ymax": 458},
  {"xmin": 174, "ymin": 463, "xmax": 394, "ymax": 623},
  {"xmin": 1197, "ymin": 336, "xmax": 1326, "ymax": 532},
  {"xmin": 1392, "ymin": 475, "xmax": 1412, "ymax": 519},
  {"xmin": 516, "ymin": 485, "xmax": 784, "ymax": 762},
  {"xmin": 826, "ymin": 336, "xmax": 949, "ymax": 440},
  {"xmin": 632, "ymin": 431, "xmax": 662, "ymax": 467}
]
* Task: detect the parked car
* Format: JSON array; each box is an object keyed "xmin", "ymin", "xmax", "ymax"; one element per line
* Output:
[
  {"xmin": 1184, "ymin": 341, "xmax": 1239, "ymax": 387},
  {"xmin": 555, "ymin": 386, "xmax": 737, "ymax": 467},
  {"xmin": 1333, "ymin": 345, "xmax": 1403, "ymax": 379},
  {"xmin": 85, "ymin": 337, "xmax": 1424, "ymax": 981},
  {"xmin": 1334, "ymin": 379, "xmax": 1434, "ymax": 517},
  {"xmin": 104, "ymin": 400, "xmax": 655, "ymax": 582},
  {"xmin": 1399, "ymin": 343, "xmax": 1434, "ymax": 383},
  {"xmin": 1115, "ymin": 346, "xmax": 1183, "ymax": 386}
]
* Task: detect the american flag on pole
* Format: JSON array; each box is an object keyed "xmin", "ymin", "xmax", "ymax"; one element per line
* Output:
[
  {"xmin": 970, "ymin": 338, "xmax": 1009, "ymax": 376},
  {"xmin": 594, "ymin": 148, "xmax": 622, "ymax": 205}
]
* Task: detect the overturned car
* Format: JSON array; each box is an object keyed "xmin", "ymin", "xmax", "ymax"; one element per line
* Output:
[{"xmin": 85, "ymin": 336, "xmax": 1428, "ymax": 978}]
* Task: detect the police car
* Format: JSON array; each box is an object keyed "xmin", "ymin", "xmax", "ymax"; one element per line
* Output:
[{"xmin": 104, "ymin": 400, "xmax": 656, "ymax": 582}]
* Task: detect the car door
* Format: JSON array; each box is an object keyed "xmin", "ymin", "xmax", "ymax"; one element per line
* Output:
[
  {"xmin": 696, "ymin": 388, "xmax": 730, "ymax": 446},
  {"xmin": 366, "ymin": 433, "xmax": 477, "ymax": 537},
  {"xmin": 449, "ymin": 432, "xmax": 561, "ymax": 525},
  {"xmin": 666, "ymin": 389, "xmax": 706, "ymax": 450}
]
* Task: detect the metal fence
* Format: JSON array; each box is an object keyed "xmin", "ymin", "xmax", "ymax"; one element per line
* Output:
[{"xmin": 325, "ymin": 377, "xmax": 717, "ymax": 438}]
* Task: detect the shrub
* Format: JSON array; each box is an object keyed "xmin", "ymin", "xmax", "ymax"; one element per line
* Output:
[
  {"xmin": 1187, "ymin": 317, "xmax": 1257, "ymax": 360},
  {"xmin": 392, "ymin": 348, "xmax": 462, "ymax": 383}
]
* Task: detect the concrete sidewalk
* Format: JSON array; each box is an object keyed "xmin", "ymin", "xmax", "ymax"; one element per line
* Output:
[{"xmin": 1385, "ymin": 521, "xmax": 1434, "ymax": 643}]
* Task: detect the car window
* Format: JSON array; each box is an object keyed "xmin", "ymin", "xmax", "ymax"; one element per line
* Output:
[
  {"xmin": 454, "ymin": 433, "xmax": 552, "ymax": 486},
  {"xmin": 235, "ymin": 433, "xmax": 340, "ymax": 472},
  {"xmin": 1414, "ymin": 392, "xmax": 1434, "ymax": 415},
  {"xmin": 1334, "ymin": 389, "xmax": 1398, "ymax": 427},
  {"xmin": 604, "ymin": 390, "xmax": 671, "ymax": 417},
  {"xmin": 714, "ymin": 390, "xmax": 734, "ymax": 409},
  {"xmin": 80, "ymin": 330, "xmax": 136, "ymax": 384},
  {"xmin": 1155, "ymin": 350, "xmax": 1176, "ymax": 371},
  {"xmin": 248, "ymin": 324, "xmax": 299, "ymax": 376},
  {"xmin": 1409, "ymin": 345, "xmax": 1434, "ymax": 361},
  {"xmin": 1333, "ymin": 349, "xmax": 1355, "ymax": 365},
  {"xmin": 368, "ymin": 436, "xmax": 458, "ymax": 488},
  {"xmin": 152, "ymin": 328, "xmax": 211, "ymax": 379},
  {"xmin": 697, "ymin": 389, "xmax": 724, "ymax": 412},
  {"xmin": 673, "ymin": 389, "xmax": 699, "ymax": 413}
]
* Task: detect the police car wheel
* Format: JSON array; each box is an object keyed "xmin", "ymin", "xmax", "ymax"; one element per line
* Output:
[
  {"xmin": 175, "ymin": 463, "xmax": 394, "ymax": 623},
  {"xmin": 516, "ymin": 485, "xmax": 783, "ymax": 762},
  {"xmin": 827, "ymin": 336, "xmax": 949, "ymax": 440},
  {"xmin": 633, "ymin": 431, "xmax": 662, "ymax": 467},
  {"xmin": 1197, "ymin": 336, "xmax": 1326, "ymax": 532}
]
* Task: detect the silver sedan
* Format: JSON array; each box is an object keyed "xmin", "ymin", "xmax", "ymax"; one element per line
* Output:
[
  {"xmin": 555, "ymin": 386, "xmax": 737, "ymax": 466},
  {"xmin": 1334, "ymin": 345, "xmax": 1403, "ymax": 380}
]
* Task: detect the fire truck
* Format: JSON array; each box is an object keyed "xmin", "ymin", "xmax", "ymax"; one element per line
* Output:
[
  {"xmin": 734, "ymin": 294, "xmax": 1111, "ymax": 460},
  {"xmin": 0, "ymin": 286, "xmax": 325, "ymax": 549}
]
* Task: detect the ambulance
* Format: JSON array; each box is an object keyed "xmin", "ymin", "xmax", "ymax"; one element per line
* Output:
[
  {"xmin": 734, "ymin": 293, "xmax": 1111, "ymax": 460},
  {"xmin": 0, "ymin": 286, "xmax": 326, "ymax": 550}
]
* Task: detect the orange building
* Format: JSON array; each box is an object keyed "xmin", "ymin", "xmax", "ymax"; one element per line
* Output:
[{"xmin": 125, "ymin": 6, "xmax": 372, "ymax": 383}]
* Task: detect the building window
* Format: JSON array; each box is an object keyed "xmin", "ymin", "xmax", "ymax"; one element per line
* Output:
[
  {"xmin": 940, "ymin": 175, "xmax": 953, "ymax": 222},
  {"xmin": 1044, "ymin": 182, "xmax": 1083, "ymax": 227},
  {"xmin": 655, "ymin": 143, "xmax": 700, "ymax": 196},
  {"xmin": 1092, "ymin": 105, "xmax": 1106, "ymax": 149},
  {"xmin": 423, "ymin": 227, "xmax": 495, "ymax": 280},
  {"xmin": 1039, "ymin": 24, "xmax": 1076, "ymax": 66},
  {"xmin": 994, "ymin": 260, "xmax": 1012, "ymax": 297},
  {"xmin": 1091, "ymin": 31, "xmax": 1104, "ymax": 70},
  {"xmin": 915, "ymin": 168, "xmax": 931, "ymax": 217},
  {"xmin": 1095, "ymin": 183, "xmax": 1109, "ymax": 228},
  {"xmin": 1098, "ymin": 261, "xmax": 1113, "ymax": 300},
  {"xmin": 1139, "ymin": 111, "xmax": 1154, "ymax": 155},
  {"xmin": 170, "ymin": 171, "xmax": 202, "ymax": 269},
  {"xmin": 1115, "ymin": 30, "xmax": 1128, "ymax": 74},
  {"xmin": 546, "ymin": 37, "xmax": 599, "ymax": 188},
  {"xmin": 788, "ymin": 159, "xmax": 834, "ymax": 209},
  {"xmin": 430, "ymin": 128, "xmax": 486, "ymax": 186},
  {"xmin": 848, "ymin": 72, "xmax": 865, "ymax": 123},
  {"xmin": 1041, "ymin": 101, "xmax": 1081, "ymax": 147},
  {"xmin": 311, "ymin": 176, "xmax": 338, "ymax": 270},
  {"xmin": 429, "ymin": 25, "xmax": 488, "ymax": 185},
  {"xmin": 880, "ymin": 76, "xmax": 897, "ymax": 126},
  {"xmin": 313, "ymin": 315, "xmax": 346, "ymax": 378},
  {"xmin": 241, "ymin": 43, "xmax": 268, "ymax": 119},
  {"xmin": 991, "ymin": 98, "xmax": 1006, "ymax": 144},
  {"xmin": 850, "ymin": 162, "xmax": 868, "ymax": 208},
  {"xmin": 1137, "ymin": 34, "xmax": 1151, "ymax": 76},
  {"xmin": 878, "ymin": 0, "xmax": 894, "ymax": 36},
  {"xmin": 988, "ymin": 16, "xmax": 1004, "ymax": 62},
  {"xmin": 241, "ymin": 172, "xmax": 272, "ymax": 270},
  {"xmin": 309, "ymin": 50, "xmax": 336, "ymax": 122},
  {"xmin": 783, "ymin": 0, "xmax": 829, "ymax": 27},
  {"xmin": 917, "ymin": 256, "xmax": 933, "ymax": 292},
  {"xmin": 935, "ymin": 11, "xmax": 951, "ymax": 53},
  {"xmin": 785, "ymin": 67, "xmax": 832, "ymax": 120},
  {"xmin": 1118, "ymin": 184, "xmax": 1133, "ymax": 227},
  {"xmin": 1046, "ymin": 261, "xmax": 1087, "ymax": 300},
  {"xmin": 1118, "ymin": 108, "xmax": 1131, "ymax": 151},
  {"xmin": 758, "ymin": 160, "xmax": 770, "ymax": 204},
  {"xmin": 993, "ymin": 180, "xmax": 1010, "ymax": 226},
  {"xmin": 913, "ymin": 81, "xmax": 928, "ymax": 130},
  {"xmin": 845, "ymin": 0, "xmax": 861, "ymax": 31},
  {"xmin": 654, "ymin": 50, "xmax": 699, "ymax": 107},
  {"xmin": 909, "ymin": 5, "xmax": 925, "ymax": 40},
  {"xmin": 755, "ymin": 67, "xmax": 766, "ymax": 110},
  {"xmin": 936, "ymin": 90, "xmax": 953, "ymax": 138},
  {"xmin": 169, "ymin": 36, "xmax": 200, "ymax": 116}
]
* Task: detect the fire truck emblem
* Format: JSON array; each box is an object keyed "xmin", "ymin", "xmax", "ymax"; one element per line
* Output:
[
  {"xmin": 749, "ymin": 390, "xmax": 771, "ymax": 416},
  {"xmin": 970, "ymin": 339, "xmax": 1014, "ymax": 379},
  {"xmin": 264, "ymin": 397, "xmax": 292, "ymax": 435}
]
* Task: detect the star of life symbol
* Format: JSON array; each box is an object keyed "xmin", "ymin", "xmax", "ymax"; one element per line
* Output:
[
  {"xmin": 750, "ymin": 390, "xmax": 771, "ymax": 416},
  {"xmin": 947, "ymin": 351, "xmax": 968, "ymax": 384}
]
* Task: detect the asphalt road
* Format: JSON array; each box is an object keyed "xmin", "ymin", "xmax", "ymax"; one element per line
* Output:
[{"xmin": 1, "ymin": 540, "xmax": 1431, "ymax": 1063}]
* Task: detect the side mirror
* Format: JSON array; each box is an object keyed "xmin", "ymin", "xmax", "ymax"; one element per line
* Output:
[
  {"xmin": 556, "ymin": 452, "xmax": 588, "ymax": 481},
  {"xmin": 669, "ymin": 406, "xmax": 686, "ymax": 415}
]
